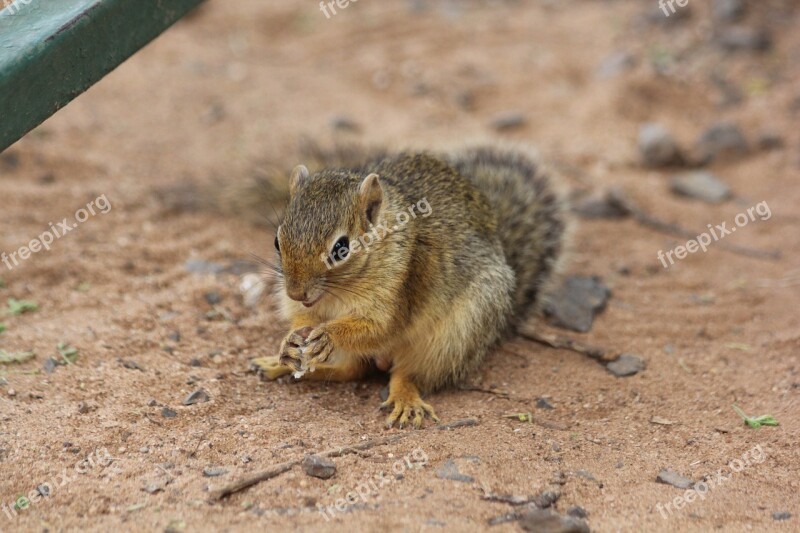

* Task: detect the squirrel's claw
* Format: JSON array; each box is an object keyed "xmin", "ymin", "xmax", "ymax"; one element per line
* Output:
[
  {"xmin": 302, "ymin": 328, "xmax": 334, "ymax": 364},
  {"xmin": 381, "ymin": 395, "xmax": 439, "ymax": 429},
  {"xmin": 250, "ymin": 356, "xmax": 293, "ymax": 380}
]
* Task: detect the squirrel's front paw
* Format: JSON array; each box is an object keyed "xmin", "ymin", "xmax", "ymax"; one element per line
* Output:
[
  {"xmin": 301, "ymin": 327, "xmax": 335, "ymax": 366},
  {"xmin": 278, "ymin": 327, "xmax": 313, "ymax": 370}
]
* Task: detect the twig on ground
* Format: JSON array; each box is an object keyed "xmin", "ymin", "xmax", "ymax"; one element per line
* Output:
[{"xmin": 517, "ymin": 325, "xmax": 614, "ymax": 363}]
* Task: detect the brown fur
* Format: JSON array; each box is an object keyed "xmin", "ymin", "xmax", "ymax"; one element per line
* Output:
[{"xmin": 251, "ymin": 146, "xmax": 568, "ymax": 428}]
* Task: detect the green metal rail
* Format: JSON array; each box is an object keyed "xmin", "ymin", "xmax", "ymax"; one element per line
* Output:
[{"xmin": 0, "ymin": 0, "xmax": 205, "ymax": 153}]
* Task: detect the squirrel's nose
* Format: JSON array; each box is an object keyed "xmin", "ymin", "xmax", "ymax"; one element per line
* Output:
[{"xmin": 286, "ymin": 287, "xmax": 308, "ymax": 302}]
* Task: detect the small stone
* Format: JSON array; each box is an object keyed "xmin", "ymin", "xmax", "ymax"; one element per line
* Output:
[
  {"xmin": 572, "ymin": 193, "xmax": 630, "ymax": 220},
  {"xmin": 204, "ymin": 292, "xmax": 222, "ymax": 305},
  {"xmin": 772, "ymin": 511, "xmax": 791, "ymax": 521},
  {"xmin": 189, "ymin": 358, "xmax": 202, "ymax": 367},
  {"xmin": 694, "ymin": 122, "xmax": 748, "ymax": 163},
  {"xmin": 435, "ymin": 459, "xmax": 474, "ymax": 483},
  {"xmin": 532, "ymin": 490, "xmax": 561, "ymax": 509},
  {"xmin": 607, "ymin": 354, "xmax": 645, "ymax": 377},
  {"xmin": 595, "ymin": 51, "xmax": 636, "ymax": 80},
  {"xmin": 183, "ymin": 389, "xmax": 210, "ymax": 406},
  {"xmin": 717, "ymin": 26, "xmax": 772, "ymax": 52},
  {"xmin": 161, "ymin": 407, "xmax": 177, "ymax": 418},
  {"xmin": 712, "ymin": 0, "xmax": 745, "ymax": 22},
  {"xmin": 167, "ymin": 330, "xmax": 181, "ymax": 342},
  {"xmin": 302, "ymin": 455, "xmax": 336, "ymax": 479},
  {"xmin": 184, "ymin": 259, "xmax": 224, "ymax": 275},
  {"xmin": 203, "ymin": 467, "xmax": 228, "ymax": 477},
  {"xmin": 518, "ymin": 508, "xmax": 590, "ymax": 533},
  {"xmin": 147, "ymin": 399, "xmax": 158, "ymax": 407},
  {"xmin": 140, "ymin": 447, "xmax": 150, "ymax": 454},
  {"xmin": 43, "ymin": 357, "xmax": 58, "ymax": 374},
  {"xmin": 536, "ymin": 397, "xmax": 555, "ymax": 410},
  {"xmin": 656, "ymin": 469, "xmax": 694, "ymax": 489},
  {"xmin": 379, "ymin": 385, "xmax": 390, "ymax": 402},
  {"xmin": 330, "ymin": 115, "xmax": 360, "ymax": 132},
  {"xmin": 639, "ymin": 123, "xmax": 683, "ymax": 167},
  {"xmin": 77, "ymin": 402, "xmax": 91, "ymax": 414},
  {"xmin": 567, "ymin": 506, "xmax": 588, "ymax": 519},
  {"xmin": 671, "ymin": 172, "xmax": 732, "ymax": 204},
  {"xmin": 7, "ymin": 389, "xmax": 15, "ymax": 397},
  {"xmin": 37, "ymin": 484, "xmax": 51, "ymax": 497},
  {"xmin": 757, "ymin": 132, "xmax": 784, "ymax": 151},
  {"xmin": 143, "ymin": 481, "xmax": 165, "ymax": 494},
  {"xmin": 122, "ymin": 359, "xmax": 144, "ymax": 371},
  {"xmin": 544, "ymin": 276, "xmax": 611, "ymax": 333},
  {"xmin": 240, "ymin": 455, "xmax": 252, "ymax": 464},
  {"xmin": 490, "ymin": 111, "xmax": 526, "ymax": 132}
]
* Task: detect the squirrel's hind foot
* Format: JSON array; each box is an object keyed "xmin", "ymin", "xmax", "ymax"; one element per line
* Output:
[{"xmin": 381, "ymin": 374, "xmax": 440, "ymax": 429}]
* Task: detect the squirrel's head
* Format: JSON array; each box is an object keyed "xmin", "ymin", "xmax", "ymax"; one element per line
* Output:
[{"xmin": 274, "ymin": 164, "xmax": 384, "ymax": 308}]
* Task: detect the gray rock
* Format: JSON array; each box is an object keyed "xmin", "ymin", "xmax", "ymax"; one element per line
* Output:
[
  {"xmin": 595, "ymin": 52, "xmax": 636, "ymax": 80},
  {"xmin": 695, "ymin": 122, "xmax": 748, "ymax": 163},
  {"xmin": 656, "ymin": 469, "xmax": 694, "ymax": 489},
  {"xmin": 567, "ymin": 506, "xmax": 588, "ymax": 519},
  {"xmin": 544, "ymin": 276, "xmax": 611, "ymax": 333},
  {"xmin": 490, "ymin": 111, "xmax": 527, "ymax": 132},
  {"xmin": 532, "ymin": 490, "xmax": 561, "ymax": 509},
  {"xmin": 773, "ymin": 511, "xmax": 791, "ymax": 521},
  {"xmin": 330, "ymin": 115, "xmax": 360, "ymax": 132},
  {"xmin": 671, "ymin": 172, "xmax": 732, "ymax": 204},
  {"xmin": 518, "ymin": 508, "xmax": 590, "ymax": 533},
  {"xmin": 717, "ymin": 26, "xmax": 772, "ymax": 52},
  {"xmin": 606, "ymin": 354, "xmax": 645, "ymax": 377},
  {"xmin": 203, "ymin": 467, "xmax": 228, "ymax": 477},
  {"xmin": 184, "ymin": 259, "xmax": 224, "ymax": 275},
  {"xmin": 43, "ymin": 357, "xmax": 58, "ymax": 374},
  {"xmin": 204, "ymin": 292, "xmax": 221, "ymax": 305},
  {"xmin": 183, "ymin": 389, "xmax": 210, "ymax": 406},
  {"xmin": 161, "ymin": 407, "xmax": 177, "ymax": 418},
  {"xmin": 712, "ymin": 0, "xmax": 745, "ymax": 22},
  {"xmin": 572, "ymin": 194, "xmax": 630, "ymax": 219},
  {"xmin": 302, "ymin": 454, "xmax": 336, "ymax": 479},
  {"xmin": 639, "ymin": 123, "xmax": 683, "ymax": 167},
  {"xmin": 536, "ymin": 397, "xmax": 555, "ymax": 410},
  {"xmin": 757, "ymin": 132, "xmax": 784, "ymax": 151},
  {"xmin": 436, "ymin": 459, "xmax": 474, "ymax": 483}
]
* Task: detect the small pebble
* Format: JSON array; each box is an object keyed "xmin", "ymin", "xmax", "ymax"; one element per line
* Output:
[
  {"xmin": 490, "ymin": 111, "xmax": 526, "ymax": 132},
  {"xmin": 203, "ymin": 467, "xmax": 228, "ymax": 477},
  {"xmin": 567, "ymin": 506, "xmax": 588, "ymax": 519},
  {"xmin": 656, "ymin": 469, "xmax": 694, "ymax": 489},
  {"xmin": 204, "ymin": 292, "xmax": 222, "ymax": 305},
  {"xmin": 161, "ymin": 407, "xmax": 177, "ymax": 418},
  {"xmin": 435, "ymin": 459, "xmax": 474, "ymax": 483},
  {"xmin": 607, "ymin": 354, "xmax": 645, "ymax": 377},
  {"xmin": 302, "ymin": 455, "xmax": 336, "ymax": 479},
  {"xmin": 544, "ymin": 276, "xmax": 610, "ymax": 333},
  {"xmin": 772, "ymin": 511, "xmax": 791, "ymax": 521},
  {"xmin": 183, "ymin": 389, "xmax": 210, "ymax": 406},
  {"xmin": 639, "ymin": 123, "xmax": 683, "ymax": 167},
  {"xmin": 671, "ymin": 172, "xmax": 732, "ymax": 204}
]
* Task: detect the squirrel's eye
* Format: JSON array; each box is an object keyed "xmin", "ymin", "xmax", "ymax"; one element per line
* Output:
[
  {"xmin": 332, "ymin": 236, "xmax": 350, "ymax": 261},
  {"xmin": 274, "ymin": 236, "xmax": 280, "ymax": 252}
]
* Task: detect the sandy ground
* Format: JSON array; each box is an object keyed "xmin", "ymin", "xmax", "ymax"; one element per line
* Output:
[{"xmin": 1, "ymin": 0, "xmax": 799, "ymax": 531}]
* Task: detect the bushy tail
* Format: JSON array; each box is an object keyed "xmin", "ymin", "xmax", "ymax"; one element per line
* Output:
[{"xmin": 446, "ymin": 146, "xmax": 568, "ymax": 319}]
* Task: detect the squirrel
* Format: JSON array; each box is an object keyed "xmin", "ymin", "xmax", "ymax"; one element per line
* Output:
[{"xmin": 250, "ymin": 145, "xmax": 568, "ymax": 428}]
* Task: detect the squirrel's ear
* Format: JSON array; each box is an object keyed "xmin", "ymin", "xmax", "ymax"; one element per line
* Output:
[
  {"xmin": 289, "ymin": 165, "xmax": 310, "ymax": 196},
  {"xmin": 359, "ymin": 173, "xmax": 383, "ymax": 225}
]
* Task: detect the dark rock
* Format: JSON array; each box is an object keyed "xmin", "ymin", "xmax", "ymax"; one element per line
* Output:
[
  {"xmin": 379, "ymin": 385, "xmax": 389, "ymax": 402},
  {"xmin": 204, "ymin": 292, "xmax": 222, "ymax": 305},
  {"xmin": 567, "ymin": 506, "xmax": 588, "ymax": 519},
  {"xmin": 772, "ymin": 512, "xmax": 791, "ymax": 521},
  {"xmin": 544, "ymin": 276, "xmax": 611, "ymax": 333},
  {"xmin": 189, "ymin": 358, "xmax": 202, "ymax": 367},
  {"xmin": 38, "ymin": 173, "xmax": 56, "ymax": 185},
  {"xmin": 712, "ymin": 0, "xmax": 745, "ymax": 22},
  {"xmin": 161, "ymin": 407, "xmax": 177, "ymax": 418},
  {"xmin": 606, "ymin": 354, "xmax": 645, "ymax": 377},
  {"xmin": 694, "ymin": 122, "xmax": 748, "ymax": 163},
  {"xmin": 202, "ymin": 467, "xmax": 228, "ymax": 477},
  {"xmin": 167, "ymin": 330, "xmax": 181, "ymax": 342},
  {"xmin": 536, "ymin": 397, "xmax": 555, "ymax": 410},
  {"xmin": 595, "ymin": 52, "xmax": 636, "ymax": 80},
  {"xmin": 518, "ymin": 508, "xmax": 590, "ymax": 533},
  {"xmin": 532, "ymin": 490, "xmax": 561, "ymax": 509},
  {"xmin": 43, "ymin": 357, "xmax": 58, "ymax": 374},
  {"xmin": 656, "ymin": 469, "xmax": 694, "ymax": 489},
  {"xmin": 121, "ymin": 359, "xmax": 144, "ymax": 371},
  {"xmin": 330, "ymin": 115, "xmax": 360, "ymax": 132},
  {"xmin": 183, "ymin": 389, "xmax": 210, "ymax": 406},
  {"xmin": 717, "ymin": 26, "xmax": 772, "ymax": 52},
  {"xmin": 572, "ymin": 193, "xmax": 630, "ymax": 220},
  {"xmin": 302, "ymin": 454, "xmax": 336, "ymax": 479},
  {"xmin": 435, "ymin": 459, "xmax": 474, "ymax": 483},
  {"xmin": 490, "ymin": 111, "xmax": 526, "ymax": 132},
  {"xmin": 671, "ymin": 172, "xmax": 732, "ymax": 204},
  {"xmin": 639, "ymin": 123, "xmax": 683, "ymax": 167},
  {"xmin": 757, "ymin": 132, "xmax": 784, "ymax": 151}
]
